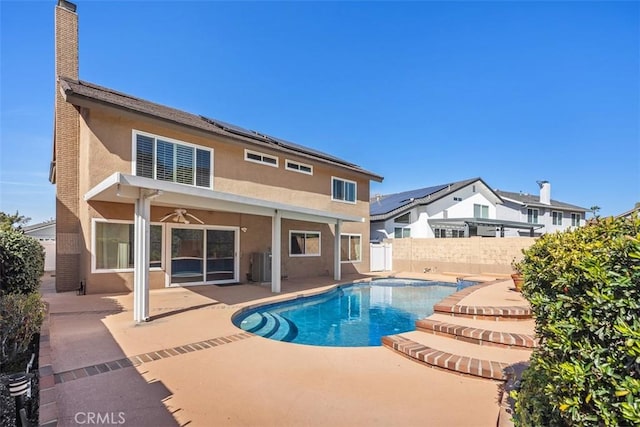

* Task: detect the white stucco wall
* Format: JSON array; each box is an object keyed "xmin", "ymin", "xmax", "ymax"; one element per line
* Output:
[{"xmin": 370, "ymin": 183, "xmax": 499, "ymax": 240}]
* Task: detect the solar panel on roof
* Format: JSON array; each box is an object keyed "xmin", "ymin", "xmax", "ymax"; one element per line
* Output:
[
  {"xmin": 370, "ymin": 184, "xmax": 450, "ymax": 216},
  {"xmin": 266, "ymin": 135, "xmax": 358, "ymax": 167},
  {"xmin": 199, "ymin": 115, "xmax": 361, "ymax": 169},
  {"xmin": 200, "ymin": 116, "xmax": 258, "ymax": 140}
]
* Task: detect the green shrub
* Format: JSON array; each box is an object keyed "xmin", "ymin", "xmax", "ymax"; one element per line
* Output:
[
  {"xmin": 512, "ymin": 215, "xmax": 640, "ymax": 426},
  {"xmin": 0, "ymin": 292, "xmax": 45, "ymax": 372},
  {"xmin": 0, "ymin": 229, "xmax": 44, "ymax": 294}
]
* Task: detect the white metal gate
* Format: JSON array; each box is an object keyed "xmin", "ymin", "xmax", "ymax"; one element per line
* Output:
[{"xmin": 370, "ymin": 242, "xmax": 392, "ymax": 272}]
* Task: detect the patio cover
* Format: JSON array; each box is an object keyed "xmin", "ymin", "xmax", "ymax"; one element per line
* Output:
[
  {"xmin": 428, "ymin": 218, "xmax": 545, "ymax": 235},
  {"xmin": 85, "ymin": 172, "xmax": 364, "ymax": 322}
]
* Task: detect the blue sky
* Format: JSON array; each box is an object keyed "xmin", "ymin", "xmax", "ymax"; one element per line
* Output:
[{"xmin": 1, "ymin": 0, "xmax": 638, "ymax": 224}]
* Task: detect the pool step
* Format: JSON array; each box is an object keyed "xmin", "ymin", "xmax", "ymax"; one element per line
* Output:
[
  {"xmin": 242, "ymin": 313, "xmax": 267, "ymax": 333},
  {"xmin": 243, "ymin": 312, "xmax": 298, "ymax": 342},
  {"xmin": 268, "ymin": 313, "xmax": 299, "ymax": 342}
]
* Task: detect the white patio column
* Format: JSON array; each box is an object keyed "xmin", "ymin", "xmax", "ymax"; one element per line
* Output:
[
  {"xmin": 334, "ymin": 219, "xmax": 342, "ymax": 280},
  {"xmin": 271, "ymin": 209, "xmax": 282, "ymax": 293},
  {"xmin": 133, "ymin": 192, "xmax": 151, "ymax": 323}
]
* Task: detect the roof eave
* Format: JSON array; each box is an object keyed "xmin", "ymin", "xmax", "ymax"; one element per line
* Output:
[{"xmin": 60, "ymin": 80, "xmax": 383, "ymax": 183}]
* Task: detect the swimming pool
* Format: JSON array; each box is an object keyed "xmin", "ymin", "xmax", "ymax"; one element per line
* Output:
[{"xmin": 232, "ymin": 279, "xmax": 458, "ymax": 347}]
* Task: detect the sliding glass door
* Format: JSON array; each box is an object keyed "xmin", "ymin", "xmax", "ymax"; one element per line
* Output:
[
  {"xmin": 170, "ymin": 226, "xmax": 237, "ymax": 285},
  {"xmin": 171, "ymin": 228, "xmax": 204, "ymax": 284},
  {"xmin": 206, "ymin": 229, "xmax": 235, "ymax": 282}
]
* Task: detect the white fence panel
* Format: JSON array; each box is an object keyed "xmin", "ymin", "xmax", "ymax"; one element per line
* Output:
[{"xmin": 370, "ymin": 243, "xmax": 392, "ymax": 272}]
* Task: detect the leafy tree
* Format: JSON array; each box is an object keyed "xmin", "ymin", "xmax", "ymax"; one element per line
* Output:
[{"xmin": 0, "ymin": 211, "xmax": 30, "ymax": 232}]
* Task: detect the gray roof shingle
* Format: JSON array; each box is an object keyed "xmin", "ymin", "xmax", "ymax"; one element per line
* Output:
[{"xmin": 495, "ymin": 190, "xmax": 587, "ymax": 211}]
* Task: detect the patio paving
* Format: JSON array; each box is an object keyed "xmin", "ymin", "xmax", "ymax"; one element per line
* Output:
[{"xmin": 40, "ymin": 272, "xmax": 528, "ymax": 426}]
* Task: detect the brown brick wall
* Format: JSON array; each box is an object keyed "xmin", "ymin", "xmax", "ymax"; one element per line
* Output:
[{"xmin": 54, "ymin": 4, "xmax": 80, "ymax": 291}]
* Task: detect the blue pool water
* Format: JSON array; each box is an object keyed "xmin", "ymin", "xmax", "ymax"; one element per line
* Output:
[{"xmin": 232, "ymin": 279, "xmax": 458, "ymax": 347}]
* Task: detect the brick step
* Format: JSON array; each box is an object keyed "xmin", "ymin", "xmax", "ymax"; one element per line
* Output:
[
  {"xmin": 416, "ymin": 318, "xmax": 537, "ymax": 349},
  {"xmin": 433, "ymin": 300, "xmax": 532, "ymax": 321},
  {"xmin": 428, "ymin": 313, "xmax": 535, "ymax": 334},
  {"xmin": 382, "ymin": 332, "xmax": 531, "ymax": 381}
]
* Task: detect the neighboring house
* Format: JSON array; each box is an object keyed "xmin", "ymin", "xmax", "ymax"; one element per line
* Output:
[
  {"xmin": 616, "ymin": 203, "xmax": 640, "ymax": 219},
  {"xmin": 495, "ymin": 181, "xmax": 587, "ymax": 236},
  {"xmin": 370, "ymin": 178, "xmax": 586, "ymax": 241},
  {"xmin": 23, "ymin": 220, "xmax": 56, "ymax": 271},
  {"xmin": 50, "ymin": 1, "xmax": 382, "ymax": 322},
  {"xmin": 22, "ymin": 220, "xmax": 56, "ymax": 241}
]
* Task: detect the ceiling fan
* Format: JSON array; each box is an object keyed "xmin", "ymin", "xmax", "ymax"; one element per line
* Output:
[{"xmin": 159, "ymin": 208, "xmax": 204, "ymax": 225}]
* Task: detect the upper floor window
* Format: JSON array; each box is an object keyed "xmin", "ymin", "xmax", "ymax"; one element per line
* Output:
[
  {"xmin": 245, "ymin": 149, "xmax": 278, "ymax": 167},
  {"xmin": 332, "ymin": 177, "xmax": 356, "ymax": 203},
  {"xmin": 394, "ymin": 227, "xmax": 410, "ymax": 238},
  {"xmin": 527, "ymin": 208, "xmax": 539, "ymax": 224},
  {"xmin": 552, "ymin": 211, "xmax": 563, "ymax": 226},
  {"xmin": 395, "ymin": 212, "xmax": 411, "ymax": 224},
  {"xmin": 474, "ymin": 204, "xmax": 489, "ymax": 219},
  {"xmin": 571, "ymin": 213, "xmax": 581, "ymax": 226},
  {"xmin": 285, "ymin": 159, "xmax": 313, "ymax": 175},
  {"xmin": 134, "ymin": 131, "xmax": 212, "ymax": 188},
  {"xmin": 290, "ymin": 231, "xmax": 321, "ymax": 256},
  {"xmin": 340, "ymin": 234, "xmax": 361, "ymax": 263}
]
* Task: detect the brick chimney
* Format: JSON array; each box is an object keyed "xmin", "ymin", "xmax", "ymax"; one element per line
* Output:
[
  {"xmin": 55, "ymin": 0, "xmax": 78, "ymax": 80},
  {"xmin": 53, "ymin": 0, "xmax": 80, "ymax": 292},
  {"xmin": 537, "ymin": 180, "xmax": 551, "ymax": 205}
]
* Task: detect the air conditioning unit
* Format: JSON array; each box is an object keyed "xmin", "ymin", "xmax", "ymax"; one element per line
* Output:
[{"xmin": 251, "ymin": 252, "xmax": 272, "ymax": 283}]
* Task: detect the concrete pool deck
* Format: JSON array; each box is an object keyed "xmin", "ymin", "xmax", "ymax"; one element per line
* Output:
[{"xmin": 40, "ymin": 272, "xmax": 530, "ymax": 426}]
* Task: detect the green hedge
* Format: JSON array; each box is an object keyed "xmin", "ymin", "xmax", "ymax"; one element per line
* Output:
[
  {"xmin": 0, "ymin": 292, "xmax": 45, "ymax": 372},
  {"xmin": 0, "ymin": 229, "xmax": 44, "ymax": 295},
  {"xmin": 512, "ymin": 215, "xmax": 640, "ymax": 426}
]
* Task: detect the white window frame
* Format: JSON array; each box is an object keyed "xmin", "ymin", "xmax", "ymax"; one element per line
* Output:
[
  {"xmin": 132, "ymin": 130, "xmax": 214, "ymax": 189},
  {"xmin": 331, "ymin": 177, "xmax": 357, "ymax": 204},
  {"xmin": 571, "ymin": 212, "xmax": 581, "ymax": 226},
  {"xmin": 394, "ymin": 227, "xmax": 411, "ymax": 239},
  {"xmin": 285, "ymin": 159, "xmax": 313, "ymax": 175},
  {"xmin": 244, "ymin": 149, "xmax": 279, "ymax": 167},
  {"xmin": 552, "ymin": 211, "xmax": 563, "ymax": 226},
  {"xmin": 340, "ymin": 233, "xmax": 362, "ymax": 263},
  {"xmin": 474, "ymin": 204, "xmax": 489, "ymax": 219},
  {"xmin": 527, "ymin": 208, "xmax": 539, "ymax": 224},
  {"xmin": 91, "ymin": 218, "xmax": 164, "ymax": 274},
  {"xmin": 289, "ymin": 230, "xmax": 321, "ymax": 257}
]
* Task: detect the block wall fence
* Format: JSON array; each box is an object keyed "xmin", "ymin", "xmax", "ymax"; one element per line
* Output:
[{"xmin": 391, "ymin": 237, "xmax": 536, "ymax": 275}]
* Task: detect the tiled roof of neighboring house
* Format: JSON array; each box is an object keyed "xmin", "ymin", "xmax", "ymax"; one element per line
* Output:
[
  {"xmin": 370, "ymin": 177, "xmax": 498, "ymax": 220},
  {"xmin": 495, "ymin": 190, "xmax": 587, "ymax": 211},
  {"xmin": 58, "ymin": 78, "xmax": 383, "ymax": 182}
]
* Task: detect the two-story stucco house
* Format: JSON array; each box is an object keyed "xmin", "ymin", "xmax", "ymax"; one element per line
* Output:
[
  {"xmin": 50, "ymin": 1, "xmax": 382, "ymax": 321},
  {"xmin": 370, "ymin": 178, "xmax": 586, "ymax": 241},
  {"xmin": 495, "ymin": 181, "xmax": 587, "ymax": 236}
]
